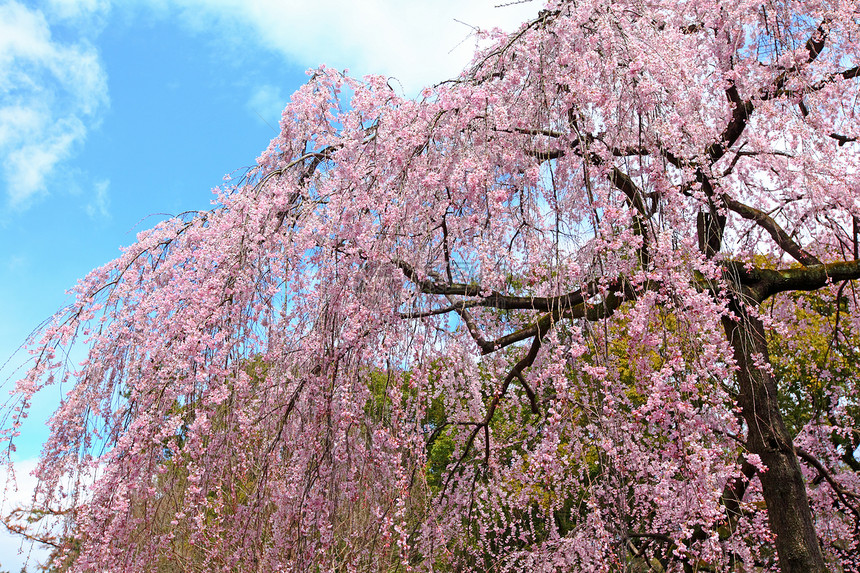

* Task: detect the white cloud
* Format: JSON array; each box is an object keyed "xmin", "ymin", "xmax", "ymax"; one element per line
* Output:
[
  {"xmin": 44, "ymin": 0, "xmax": 110, "ymax": 22},
  {"xmin": 5, "ymin": 117, "xmax": 87, "ymax": 206},
  {"xmin": 0, "ymin": 0, "xmax": 540, "ymax": 207},
  {"xmin": 161, "ymin": 0, "xmax": 543, "ymax": 94},
  {"xmin": 0, "ymin": 105, "xmax": 43, "ymax": 149},
  {"xmin": 85, "ymin": 178, "xmax": 110, "ymax": 219},
  {"xmin": 0, "ymin": 0, "xmax": 109, "ymax": 208}
]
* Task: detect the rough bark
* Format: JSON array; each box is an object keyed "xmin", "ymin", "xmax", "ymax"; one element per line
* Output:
[{"xmin": 722, "ymin": 298, "xmax": 827, "ymax": 573}]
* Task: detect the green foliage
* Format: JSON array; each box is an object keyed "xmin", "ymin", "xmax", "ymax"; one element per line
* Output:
[{"xmin": 768, "ymin": 290, "xmax": 860, "ymax": 438}]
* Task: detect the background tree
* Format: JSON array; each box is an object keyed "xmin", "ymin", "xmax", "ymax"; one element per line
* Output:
[{"xmin": 3, "ymin": 0, "xmax": 860, "ymax": 571}]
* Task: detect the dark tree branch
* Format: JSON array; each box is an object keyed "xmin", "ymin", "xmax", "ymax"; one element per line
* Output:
[
  {"xmin": 486, "ymin": 331, "xmax": 546, "ymax": 435},
  {"xmin": 448, "ymin": 301, "xmax": 495, "ymax": 354},
  {"xmin": 804, "ymin": 19, "xmax": 830, "ymax": 61},
  {"xmin": 796, "ymin": 447, "xmax": 860, "ymax": 521},
  {"xmin": 609, "ymin": 168, "xmax": 649, "ymax": 217},
  {"xmin": 442, "ymin": 329, "xmax": 549, "ymax": 490},
  {"xmin": 523, "ymin": 148, "xmax": 565, "ymax": 161},
  {"xmin": 831, "ymin": 133, "xmax": 858, "ymax": 146},
  {"xmin": 774, "ymin": 66, "xmax": 860, "ymax": 100},
  {"xmin": 721, "ymin": 301, "xmax": 827, "ymax": 571},
  {"xmin": 397, "ymin": 258, "xmax": 626, "ymax": 314},
  {"xmin": 721, "ymin": 196, "xmax": 822, "ymax": 266},
  {"xmin": 707, "ymin": 85, "xmax": 754, "ymax": 164},
  {"xmin": 705, "ymin": 20, "xmax": 842, "ymax": 172},
  {"xmin": 623, "ymin": 532, "xmax": 674, "ymax": 544},
  {"xmin": 514, "ymin": 371, "xmax": 539, "ymax": 415},
  {"xmin": 764, "ymin": 19, "xmax": 831, "ymax": 100},
  {"xmin": 394, "ymin": 259, "xmax": 484, "ymax": 297},
  {"xmin": 854, "ymin": 216, "xmax": 859, "ymax": 260},
  {"xmin": 746, "ymin": 260, "xmax": 860, "ymax": 301},
  {"xmin": 398, "ymin": 299, "xmax": 484, "ymax": 319},
  {"xmin": 440, "ymin": 214, "xmax": 454, "ymax": 284},
  {"xmin": 3, "ymin": 514, "xmax": 64, "ymax": 550},
  {"xmin": 720, "ymin": 459, "xmax": 759, "ymax": 528}
]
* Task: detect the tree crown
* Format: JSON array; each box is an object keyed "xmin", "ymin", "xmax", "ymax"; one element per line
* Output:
[{"xmin": 4, "ymin": 1, "xmax": 860, "ymax": 571}]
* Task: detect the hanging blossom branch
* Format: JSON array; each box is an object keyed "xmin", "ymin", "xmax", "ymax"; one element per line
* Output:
[{"xmin": 4, "ymin": 2, "xmax": 860, "ymax": 572}]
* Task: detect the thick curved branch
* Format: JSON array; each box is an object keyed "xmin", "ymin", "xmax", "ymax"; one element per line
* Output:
[
  {"xmin": 398, "ymin": 256, "xmax": 635, "ymax": 354},
  {"xmin": 706, "ymin": 21, "xmax": 836, "ymax": 168},
  {"xmin": 775, "ymin": 65, "xmax": 860, "ymax": 102},
  {"xmin": 706, "ymin": 85, "xmax": 754, "ymax": 164},
  {"xmin": 397, "ymin": 259, "xmax": 615, "ymax": 312},
  {"xmin": 394, "ymin": 259, "xmax": 484, "ymax": 297},
  {"xmin": 726, "ymin": 260, "xmax": 860, "ymax": 302},
  {"xmin": 442, "ymin": 329, "xmax": 548, "ymax": 489},
  {"xmin": 804, "ymin": 19, "xmax": 829, "ymax": 61},
  {"xmin": 448, "ymin": 301, "xmax": 495, "ymax": 354},
  {"xmin": 721, "ymin": 196, "xmax": 822, "ymax": 266},
  {"xmin": 609, "ymin": 168, "xmax": 648, "ymax": 217}
]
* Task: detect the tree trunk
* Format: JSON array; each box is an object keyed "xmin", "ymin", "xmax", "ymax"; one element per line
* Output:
[{"xmin": 722, "ymin": 302, "xmax": 827, "ymax": 573}]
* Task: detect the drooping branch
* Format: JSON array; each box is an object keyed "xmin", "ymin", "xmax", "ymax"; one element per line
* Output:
[{"xmin": 454, "ymin": 324, "xmax": 549, "ymax": 472}]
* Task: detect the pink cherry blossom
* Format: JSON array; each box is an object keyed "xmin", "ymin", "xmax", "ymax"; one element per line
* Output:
[{"xmin": 4, "ymin": 1, "xmax": 860, "ymax": 571}]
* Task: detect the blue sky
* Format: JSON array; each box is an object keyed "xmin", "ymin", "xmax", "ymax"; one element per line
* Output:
[{"xmin": 0, "ymin": 0, "xmax": 539, "ymax": 568}]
